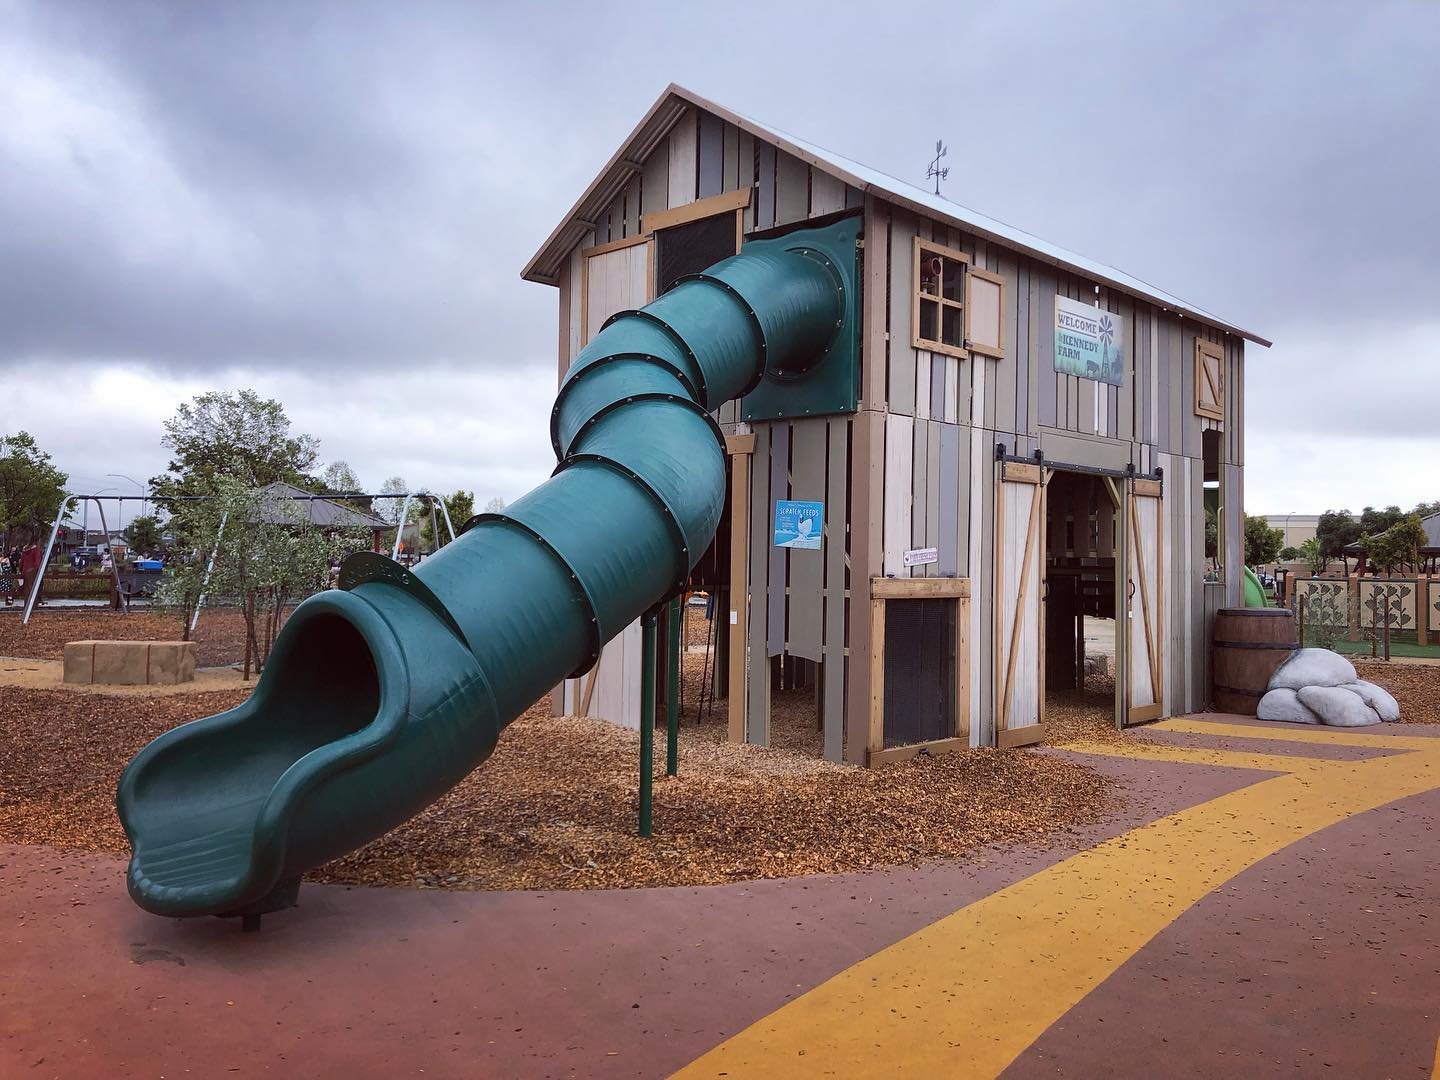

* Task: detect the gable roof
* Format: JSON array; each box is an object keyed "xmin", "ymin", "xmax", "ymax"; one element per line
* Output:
[
  {"xmin": 255, "ymin": 482, "xmax": 390, "ymax": 530},
  {"xmin": 523, "ymin": 84, "xmax": 1270, "ymax": 347}
]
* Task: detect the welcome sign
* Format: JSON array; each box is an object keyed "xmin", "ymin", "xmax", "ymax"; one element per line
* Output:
[{"xmin": 1054, "ymin": 296, "xmax": 1124, "ymax": 386}]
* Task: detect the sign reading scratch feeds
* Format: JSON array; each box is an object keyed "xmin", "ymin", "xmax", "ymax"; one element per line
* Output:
[{"xmin": 1054, "ymin": 295, "xmax": 1124, "ymax": 386}]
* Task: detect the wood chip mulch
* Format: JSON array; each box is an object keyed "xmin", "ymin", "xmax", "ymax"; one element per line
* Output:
[
  {"xmin": 0, "ymin": 607, "xmax": 259, "ymax": 667},
  {"xmin": 1352, "ymin": 662, "xmax": 1440, "ymax": 725},
  {"xmin": 1, "ymin": 679, "xmax": 1119, "ymax": 892}
]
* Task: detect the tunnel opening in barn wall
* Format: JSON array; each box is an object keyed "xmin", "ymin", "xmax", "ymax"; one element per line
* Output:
[{"xmin": 1044, "ymin": 468, "xmax": 1121, "ymax": 729}]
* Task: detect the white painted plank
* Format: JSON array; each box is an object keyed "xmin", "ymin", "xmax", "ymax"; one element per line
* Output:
[{"xmin": 667, "ymin": 110, "xmax": 696, "ymax": 209}]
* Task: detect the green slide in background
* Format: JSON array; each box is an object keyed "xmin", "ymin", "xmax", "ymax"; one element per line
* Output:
[
  {"xmin": 116, "ymin": 219, "xmax": 860, "ymax": 919},
  {"xmin": 1242, "ymin": 565, "xmax": 1268, "ymax": 608}
]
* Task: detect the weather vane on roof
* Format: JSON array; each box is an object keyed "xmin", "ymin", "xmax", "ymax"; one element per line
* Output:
[{"xmin": 926, "ymin": 139, "xmax": 949, "ymax": 196}]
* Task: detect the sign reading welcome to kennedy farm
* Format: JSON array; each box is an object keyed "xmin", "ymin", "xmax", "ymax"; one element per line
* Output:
[{"xmin": 1053, "ymin": 296, "xmax": 1124, "ymax": 386}]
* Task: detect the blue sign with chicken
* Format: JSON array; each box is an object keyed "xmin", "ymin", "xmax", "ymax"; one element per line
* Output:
[{"xmin": 773, "ymin": 500, "xmax": 823, "ymax": 550}]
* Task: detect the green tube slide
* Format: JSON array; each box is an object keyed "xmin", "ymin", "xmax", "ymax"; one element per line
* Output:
[
  {"xmin": 116, "ymin": 219, "xmax": 856, "ymax": 918},
  {"xmin": 1242, "ymin": 565, "xmax": 1268, "ymax": 608}
]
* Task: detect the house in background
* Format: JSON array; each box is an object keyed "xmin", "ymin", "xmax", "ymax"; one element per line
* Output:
[{"xmin": 524, "ymin": 85, "xmax": 1268, "ymax": 763}]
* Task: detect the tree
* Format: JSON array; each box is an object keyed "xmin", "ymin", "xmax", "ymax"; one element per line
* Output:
[
  {"xmin": 1411, "ymin": 500, "xmax": 1440, "ymax": 520},
  {"xmin": 1298, "ymin": 537, "xmax": 1328, "ymax": 576},
  {"xmin": 1359, "ymin": 504, "xmax": 1405, "ymax": 536},
  {"xmin": 1244, "ymin": 514, "xmax": 1284, "ymax": 567},
  {"xmin": 124, "ymin": 515, "xmax": 162, "ymax": 555},
  {"xmin": 377, "ymin": 476, "xmax": 408, "ymax": 525},
  {"xmin": 0, "ymin": 432, "xmax": 68, "ymax": 548},
  {"xmin": 483, "ymin": 495, "xmax": 506, "ymax": 514},
  {"xmin": 1315, "ymin": 509, "xmax": 1361, "ymax": 559},
  {"xmin": 156, "ymin": 479, "xmax": 367, "ymax": 668},
  {"xmin": 150, "ymin": 390, "xmax": 320, "ymax": 513},
  {"xmin": 420, "ymin": 490, "xmax": 475, "ymax": 549},
  {"xmin": 1278, "ymin": 546, "xmax": 1300, "ymax": 562},
  {"xmin": 1362, "ymin": 515, "xmax": 1427, "ymax": 575},
  {"xmin": 320, "ymin": 461, "xmax": 362, "ymax": 496}
]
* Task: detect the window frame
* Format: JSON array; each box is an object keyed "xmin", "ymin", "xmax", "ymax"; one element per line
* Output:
[
  {"xmin": 867, "ymin": 575, "xmax": 972, "ymax": 765},
  {"xmin": 911, "ymin": 236, "xmax": 971, "ymax": 359}
]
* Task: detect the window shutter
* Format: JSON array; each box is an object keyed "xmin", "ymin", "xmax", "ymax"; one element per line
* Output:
[
  {"xmin": 1194, "ymin": 340, "xmax": 1225, "ymax": 420},
  {"xmin": 965, "ymin": 268, "xmax": 1005, "ymax": 358}
]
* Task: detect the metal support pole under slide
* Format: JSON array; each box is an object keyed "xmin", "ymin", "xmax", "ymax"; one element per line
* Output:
[
  {"xmin": 639, "ymin": 608, "xmax": 657, "ymax": 837},
  {"xmin": 666, "ymin": 596, "xmax": 681, "ymax": 777}
]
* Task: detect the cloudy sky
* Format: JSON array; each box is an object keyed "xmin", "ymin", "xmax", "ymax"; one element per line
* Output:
[{"xmin": 5, "ymin": 0, "xmax": 1437, "ymax": 525}]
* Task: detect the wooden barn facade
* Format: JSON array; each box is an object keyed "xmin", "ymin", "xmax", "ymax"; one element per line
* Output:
[{"xmin": 523, "ymin": 85, "xmax": 1268, "ymax": 765}]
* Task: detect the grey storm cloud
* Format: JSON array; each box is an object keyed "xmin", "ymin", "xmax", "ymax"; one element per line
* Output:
[{"xmin": 3, "ymin": 0, "xmax": 1438, "ymax": 511}]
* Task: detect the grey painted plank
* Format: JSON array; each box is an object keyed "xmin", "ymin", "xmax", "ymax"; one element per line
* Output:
[
  {"xmin": 1015, "ymin": 263, "xmax": 1030, "ymax": 435},
  {"xmin": 737, "ymin": 131, "xmax": 755, "ymax": 233},
  {"xmin": 754, "ymin": 142, "xmax": 776, "ymax": 230},
  {"xmin": 1038, "ymin": 275, "xmax": 1057, "ymax": 428},
  {"xmin": 697, "ymin": 111, "xmax": 724, "ymax": 198},
  {"xmin": 911, "ymin": 418, "xmax": 928, "ymax": 567},
  {"xmin": 767, "ymin": 422, "xmax": 789, "ymax": 656},
  {"xmin": 641, "ymin": 146, "xmax": 668, "ymax": 218},
  {"xmin": 624, "ymin": 175, "xmax": 641, "ymax": 237},
  {"xmin": 775, "ymin": 151, "xmax": 809, "ymax": 225},
  {"xmin": 1180, "ymin": 326, "xmax": 1198, "ymax": 459},
  {"xmin": 1155, "ymin": 316, "xmax": 1171, "ymax": 452},
  {"xmin": 822, "ymin": 418, "xmax": 848, "ymax": 762},
  {"xmin": 931, "ymin": 355, "xmax": 946, "ymax": 418},
  {"xmin": 993, "ymin": 253, "xmax": 1018, "ymax": 436},
  {"xmin": 1169, "ymin": 317, "xmax": 1184, "ymax": 458},
  {"xmin": 938, "ymin": 423, "xmax": 960, "ymax": 576},
  {"xmin": 747, "ymin": 425, "xmax": 771, "ymax": 743},
  {"xmin": 721, "ymin": 122, "xmax": 738, "ymax": 193},
  {"xmin": 955, "ymin": 420, "xmax": 971, "ymax": 571},
  {"xmin": 887, "ymin": 213, "xmax": 916, "ymax": 415},
  {"xmin": 788, "ymin": 419, "xmax": 826, "ymax": 661},
  {"xmin": 845, "ymin": 184, "xmax": 864, "ymax": 209},
  {"xmin": 925, "ymin": 420, "xmax": 941, "ymax": 563}
]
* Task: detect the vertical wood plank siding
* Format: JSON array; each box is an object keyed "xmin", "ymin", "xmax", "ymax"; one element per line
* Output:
[
  {"xmin": 787, "ymin": 419, "xmax": 827, "ymax": 661},
  {"xmin": 550, "ymin": 106, "xmax": 1249, "ymax": 756}
]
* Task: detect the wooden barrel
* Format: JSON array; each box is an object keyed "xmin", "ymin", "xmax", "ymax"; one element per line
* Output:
[{"xmin": 1212, "ymin": 608, "xmax": 1298, "ymax": 715}]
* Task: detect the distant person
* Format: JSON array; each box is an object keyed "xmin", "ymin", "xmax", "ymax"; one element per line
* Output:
[
  {"xmin": 20, "ymin": 541, "xmax": 43, "ymax": 606},
  {"xmin": 0, "ymin": 555, "xmax": 14, "ymax": 607}
]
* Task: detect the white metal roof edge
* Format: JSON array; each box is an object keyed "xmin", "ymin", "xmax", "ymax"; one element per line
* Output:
[{"xmin": 523, "ymin": 84, "xmax": 1271, "ymax": 348}]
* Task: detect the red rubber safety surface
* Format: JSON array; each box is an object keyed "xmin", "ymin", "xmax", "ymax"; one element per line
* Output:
[{"xmin": 2, "ymin": 727, "xmax": 1437, "ymax": 1078}]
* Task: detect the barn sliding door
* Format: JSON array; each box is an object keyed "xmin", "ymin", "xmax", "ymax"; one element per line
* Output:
[
  {"xmin": 1123, "ymin": 478, "xmax": 1164, "ymax": 725},
  {"xmin": 993, "ymin": 461, "xmax": 1046, "ymax": 746}
]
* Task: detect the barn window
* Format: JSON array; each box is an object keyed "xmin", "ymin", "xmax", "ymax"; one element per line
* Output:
[{"xmin": 912, "ymin": 237, "xmax": 970, "ymax": 359}]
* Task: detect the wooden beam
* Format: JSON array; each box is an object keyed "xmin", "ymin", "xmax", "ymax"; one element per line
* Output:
[
  {"xmin": 727, "ymin": 445, "xmax": 752, "ymax": 744},
  {"xmin": 867, "ymin": 736, "xmax": 969, "ymax": 767},
  {"xmin": 871, "ymin": 576, "xmax": 971, "ymax": 599},
  {"xmin": 581, "ymin": 233, "xmax": 650, "ymax": 259},
  {"xmin": 642, "ymin": 186, "xmax": 752, "ymax": 234},
  {"xmin": 997, "ymin": 724, "xmax": 1047, "ymax": 749},
  {"xmin": 868, "ymin": 595, "xmax": 885, "ymax": 759}
]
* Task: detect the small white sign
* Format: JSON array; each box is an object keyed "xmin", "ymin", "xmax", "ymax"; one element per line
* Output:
[
  {"xmin": 729, "ymin": 610, "xmax": 738, "ymax": 625},
  {"xmin": 903, "ymin": 547, "xmax": 939, "ymax": 567}
]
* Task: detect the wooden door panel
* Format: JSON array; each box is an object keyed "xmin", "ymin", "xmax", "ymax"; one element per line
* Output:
[
  {"xmin": 1125, "ymin": 480, "xmax": 1164, "ymax": 725},
  {"xmin": 995, "ymin": 462, "xmax": 1045, "ymax": 744}
]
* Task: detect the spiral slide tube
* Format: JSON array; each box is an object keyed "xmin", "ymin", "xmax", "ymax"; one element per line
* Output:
[{"xmin": 116, "ymin": 221, "xmax": 852, "ymax": 918}]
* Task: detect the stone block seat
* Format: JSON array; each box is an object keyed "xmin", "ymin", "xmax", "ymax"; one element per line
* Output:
[{"xmin": 63, "ymin": 640, "xmax": 198, "ymax": 686}]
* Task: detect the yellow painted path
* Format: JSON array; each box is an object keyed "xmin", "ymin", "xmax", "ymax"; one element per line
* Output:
[{"xmin": 675, "ymin": 720, "xmax": 1440, "ymax": 1079}]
